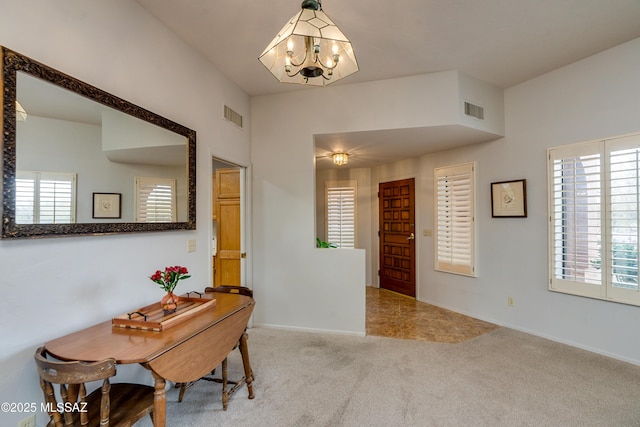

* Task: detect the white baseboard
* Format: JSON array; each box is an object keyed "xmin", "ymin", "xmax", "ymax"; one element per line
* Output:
[{"xmin": 252, "ymin": 323, "xmax": 366, "ymax": 337}]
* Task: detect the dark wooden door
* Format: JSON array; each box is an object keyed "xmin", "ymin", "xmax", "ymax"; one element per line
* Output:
[{"xmin": 379, "ymin": 178, "xmax": 416, "ymax": 297}]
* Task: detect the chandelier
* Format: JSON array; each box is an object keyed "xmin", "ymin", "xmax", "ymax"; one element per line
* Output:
[{"xmin": 259, "ymin": 0, "xmax": 358, "ymax": 86}]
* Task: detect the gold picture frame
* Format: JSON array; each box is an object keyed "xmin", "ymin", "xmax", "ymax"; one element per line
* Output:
[{"xmin": 491, "ymin": 179, "xmax": 527, "ymax": 218}]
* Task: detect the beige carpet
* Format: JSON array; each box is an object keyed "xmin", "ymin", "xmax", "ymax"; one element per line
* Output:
[{"xmin": 134, "ymin": 326, "xmax": 640, "ymax": 427}]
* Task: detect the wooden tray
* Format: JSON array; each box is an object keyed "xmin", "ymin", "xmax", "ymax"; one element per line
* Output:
[{"xmin": 112, "ymin": 296, "xmax": 216, "ymax": 331}]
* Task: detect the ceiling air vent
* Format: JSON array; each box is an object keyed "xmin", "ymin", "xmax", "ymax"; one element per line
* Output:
[
  {"xmin": 224, "ymin": 105, "xmax": 243, "ymax": 128},
  {"xmin": 464, "ymin": 102, "xmax": 484, "ymax": 120}
]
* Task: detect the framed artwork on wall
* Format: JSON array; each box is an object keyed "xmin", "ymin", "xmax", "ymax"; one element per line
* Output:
[
  {"xmin": 93, "ymin": 193, "xmax": 122, "ymax": 219},
  {"xmin": 491, "ymin": 179, "xmax": 527, "ymax": 218}
]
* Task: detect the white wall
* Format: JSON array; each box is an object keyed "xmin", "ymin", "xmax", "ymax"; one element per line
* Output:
[
  {"xmin": 251, "ymin": 71, "xmax": 502, "ymax": 334},
  {"xmin": 0, "ymin": 1, "xmax": 250, "ymax": 425},
  {"xmin": 485, "ymin": 37, "xmax": 640, "ymax": 363},
  {"xmin": 253, "ymin": 37, "xmax": 640, "ymax": 365},
  {"xmin": 378, "ymin": 38, "xmax": 640, "ymax": 364},
  {"xmin": 18, "ymin": 116, "xmax": 185, "ymax": 222},
  {"xmin": 250, "ymin": 91, "xmax": 366, "ymax": 334}
]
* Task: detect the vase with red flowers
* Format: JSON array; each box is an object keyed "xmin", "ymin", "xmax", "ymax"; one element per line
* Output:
[{"xmin": 150, "ymin": 266, "xmax": 191, "ymax": 314}]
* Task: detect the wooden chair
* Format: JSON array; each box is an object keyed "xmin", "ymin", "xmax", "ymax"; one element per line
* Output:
[
  {"xmin": 34, "ymin": 347, "xmax": 154, "ymax": 427},
  {"xmin": 178, "ymin": 286, "xmax": 254, "ymax": 410}
]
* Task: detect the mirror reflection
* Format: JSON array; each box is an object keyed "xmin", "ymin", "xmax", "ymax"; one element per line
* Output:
[
  {"xmin": 16, "ymin": 72, "xmax": 188, "ymax": 224},
  {"xmin": 2, "ymin": 47, "xmax": 196, "ymax": 238}
]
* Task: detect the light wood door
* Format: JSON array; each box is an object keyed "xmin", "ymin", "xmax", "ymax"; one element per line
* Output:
[
  {"xmin": 379, "ymin": 178, "xmax": 416, "ymax": 297},
  {"xmin": 216, "ymin": 199, "xmax": 241, "ymax": 285},
  {"xmin": 215, "ymin": 168, "xmax": 241, "ymax": 286},
  {"xmin": 216, "ymin": 168, "xmax": 240, "ymax": 199}
]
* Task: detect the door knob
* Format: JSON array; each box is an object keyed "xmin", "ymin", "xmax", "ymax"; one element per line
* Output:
[{"xmin": 407, "ymin": 233, "xmax": 415, "ymax": 240}]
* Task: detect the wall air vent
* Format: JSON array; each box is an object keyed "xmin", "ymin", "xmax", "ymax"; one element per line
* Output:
[
  {"xmin": 224, "ymin": 105, "xmax": 243, "ymax": 128},
  {"xmin": 464, "ymin": 102, "xmax": 484, "ymax": 120}
]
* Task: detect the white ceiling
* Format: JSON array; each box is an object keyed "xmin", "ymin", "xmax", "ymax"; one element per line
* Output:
[{"xmin": 136, "ymin": 0, "xmax": 640, "ymax": 168}]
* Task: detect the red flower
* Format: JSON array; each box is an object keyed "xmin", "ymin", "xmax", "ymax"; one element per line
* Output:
[{"xmin": 149, "ymin": 265, "xmax": 191, "ymax": 292}]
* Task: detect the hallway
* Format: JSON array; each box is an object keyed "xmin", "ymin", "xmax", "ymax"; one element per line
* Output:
[{"xmin": 366, "ymin": 287, "xmax": 500, "ymax": 343}]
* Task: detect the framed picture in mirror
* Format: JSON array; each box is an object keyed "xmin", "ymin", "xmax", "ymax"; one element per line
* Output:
[{"xmin": 93, "ymin": 193, "xmax": 121, "ymax": 219}]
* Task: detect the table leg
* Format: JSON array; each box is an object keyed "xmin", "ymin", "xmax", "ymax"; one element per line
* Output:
[
  {"xmin": 151, "ymin": 371, "xmax": 167, "ymax": 427},
  {"xmin": 221, "ymin": 357, "xmax": 229, "ymax": 410},
  {"xmin": 238, "ymin": 332, "xmax": 254, "ymax": 399}
]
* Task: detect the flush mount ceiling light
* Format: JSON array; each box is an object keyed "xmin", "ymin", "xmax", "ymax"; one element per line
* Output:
[
  {"xmin": 332, "ymin": 152, "xmax": 348, "ymax": 166},
  {"xmin": 259, "ymin": 0, "xmax": 358, "ymax": 86}
]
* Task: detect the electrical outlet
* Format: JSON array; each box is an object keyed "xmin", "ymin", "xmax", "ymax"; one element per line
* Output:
[
  {"xmin": 187, "ymin": 239, "xmax": 196, "ymax": 252},
  {"xmin": 507, "ymin": 296, "xmax": 515, "ymax": 307},
  {"xmin": 18, "ymin": 414, "xmax": 36, "ymax": 427}
]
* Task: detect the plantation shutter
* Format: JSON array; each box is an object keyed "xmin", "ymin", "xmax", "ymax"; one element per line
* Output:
[
  {"xmin": 548, "ymin": 133, "xmax": 640, "ymax": 305},
  {"xmin": 434, "ymin": 162, "xmax": 476, "ymax": 276},
  {"xmin": 606, "ymin": 136, "xmax": 640, "ymax": 301},
  {"xmin": 136, "ymin": 177, "xmax": 176, "ymax": 223},
  {"xmin": 326, "ymin": 181, "xmax": 356, "ymax": 248},
  {"xmin": 15, "ymin": 171, "xmax": 76, "ymax": 224},
  {"xmin": 549, "ymin": 142, "xmax": 603, "ymax": 294},
  {"xmin": 15, "ymin": 176, "xmax": 35, "ymax": 224}
]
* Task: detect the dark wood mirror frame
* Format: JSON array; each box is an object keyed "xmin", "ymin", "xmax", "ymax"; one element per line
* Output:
[{"xmin": 1, "ymin": 47, "xmax": 196, "ymax": 238}]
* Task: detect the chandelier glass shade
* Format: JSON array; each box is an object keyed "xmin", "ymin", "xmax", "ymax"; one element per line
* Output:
[
  {"xmin": 259, "ymin": 0, "xmax": 358, "ymax": 86},
  {"xmin": 332, "ymin": 152, "xmax": 348, "ymax": 166}
]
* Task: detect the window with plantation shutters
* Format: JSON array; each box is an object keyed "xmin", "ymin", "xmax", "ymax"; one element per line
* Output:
[
  {"xmin": 15, "ymin": 171, "xmax": 76, "ymax": 224},
  {"xmin": 434, "ymin": 162, "xmax": 476, "ymax": 276},
  {"xmin": 325, "ymin": 181, "xmax": 356, "ymax": 248},
  {"xmin": 135, "ymin": 177, "xmax": 176, "ymax": 223},
  {"xmin": 548, "ymin": 133, "xmax": 640, "ymax": 306}
]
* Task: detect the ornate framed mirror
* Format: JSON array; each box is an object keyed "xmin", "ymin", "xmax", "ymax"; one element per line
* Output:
[{"xmin": 1, "ymin": 47, "xmax": 196, "ymax": 238}]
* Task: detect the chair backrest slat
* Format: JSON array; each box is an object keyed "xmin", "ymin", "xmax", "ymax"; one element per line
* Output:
[
  {"xmin": 34, "ymin": 346, "xmax": 154, "ymax": 427},
  {"xmin": 34, "ymin": 347, "xmax": 116, "ymax": 427}
]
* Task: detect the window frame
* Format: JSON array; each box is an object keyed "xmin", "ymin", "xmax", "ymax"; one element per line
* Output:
[
  {"xmin": 325, "ymin": 180, "xmax": 357, "ymax": 248},
  {"xmin": 15, "ymin": 170, "xmax": 77, "ymax": 224},
  {"xmin": 135, "ymin": 176, "xmax": 177, "ymax": 223},
  {"xmin": 434, "ymin": 162, "xmax": 477, "ymax": 277},
  {"xmin": 548, "ymin": 132, "xmax": 640, "ymax": 306}
]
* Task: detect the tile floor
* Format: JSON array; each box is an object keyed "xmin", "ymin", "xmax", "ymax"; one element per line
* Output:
[{"xmin": 366, "ymin": 287, "xmax": 500, "ymax": 343}]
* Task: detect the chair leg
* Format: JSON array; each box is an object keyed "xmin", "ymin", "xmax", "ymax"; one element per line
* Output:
[
  {"xmin": 177, "ymin": 367, "xmax": 217, "ymax": 402},
  {"xmin": 177, "ymin": 338, "xmax": 253, "ymax": 411},
  {"xmin": 177, "ymin": 382, "xmax": 190, "ymax": 402}
]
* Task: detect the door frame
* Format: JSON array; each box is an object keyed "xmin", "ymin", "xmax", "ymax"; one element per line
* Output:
[
  {"xmin": 212, "ymin": 156, "xmax": 249, "ymax": 288},
  {"xmin": 378, "ymin": 177, "xmax": 416, "ymax": 298}
]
